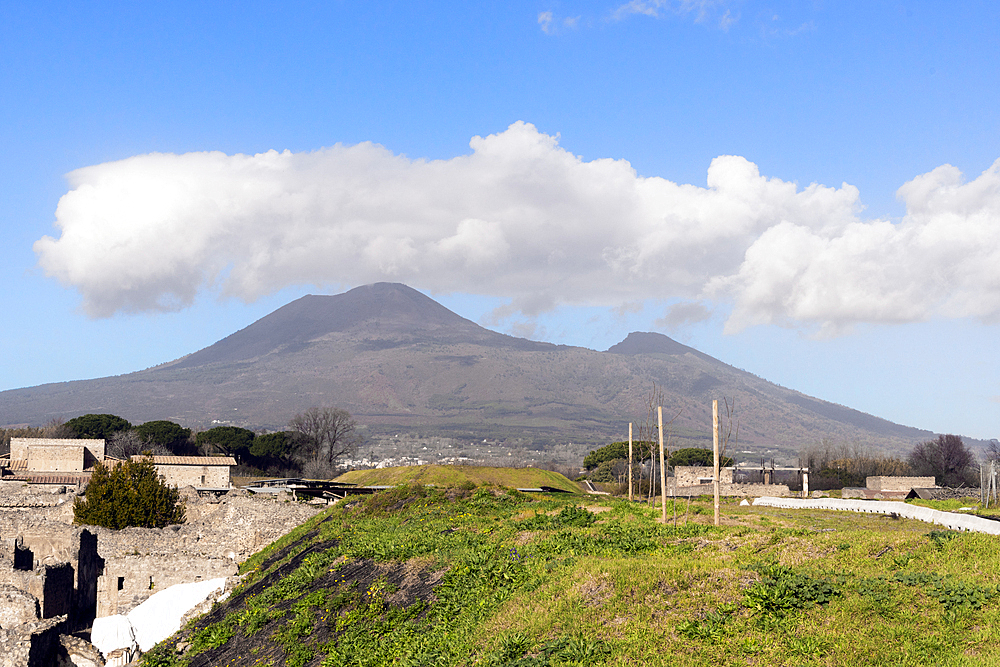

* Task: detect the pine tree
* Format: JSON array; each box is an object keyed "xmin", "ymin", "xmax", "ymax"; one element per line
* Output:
[{"xmin": 74, "ymin": 456, "xmax": 185, "ymax": 529}]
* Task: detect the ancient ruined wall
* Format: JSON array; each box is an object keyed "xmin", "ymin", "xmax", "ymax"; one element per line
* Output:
[
  {"xmin": 0, "ymin": 562, "xmax": 73, "ymax": 620},
  {"xmin": 674, "ymin": 466, "xmax": 735, "ymax": 487},
  {"xmin": 0, "ymin": 483, "xmax": 324, "ymax": 626},
  {"xmin": 866, "ymin": 476, "xmax": 936, "ymax": 491},
  {"xmin": 156, "ymin": 463, "xmax": 231, "ymax": 488},
  {"xmin": 97, "ymin": 555, "xmax": 238, "ymax": 617},
  {"xmin": 0, "ymin": 585, "xmax": 39, "ymax": 629},
  {"xmin": 670, "ymin": 483, "xmax": 791, "ymax": 498},
  {"xmin": 0, "ymin": 616, "xmax": 66, "ymax": 667}
]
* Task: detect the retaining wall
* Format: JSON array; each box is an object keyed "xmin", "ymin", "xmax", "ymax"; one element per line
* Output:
[{"xmin": 753, "ymin": 496, "xmax": 1000, "ymax": 535}]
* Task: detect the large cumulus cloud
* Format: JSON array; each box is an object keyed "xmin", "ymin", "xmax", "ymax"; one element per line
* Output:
[{"xmin": 34, "ymin": 122, "xmax": 1000, "ymax": 333}]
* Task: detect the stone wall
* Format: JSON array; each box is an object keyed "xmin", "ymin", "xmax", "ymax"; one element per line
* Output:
[
  {"xmin": 0, "ymin": 481, "xmax": 323, "ymax": 629},
  {"xmin": 97, "ymin": 554, "xmax": 237, "ymax": 617},
  {"xmin": 0, "ymin": 562, "xmax": 73, "ymax": 621},
  {"xmin": 0, "ymin": 585, "xmax": 39, "ymax": 629},
  {"xmin": 9, "ymin": 438, "xmax": 105, "ymax": 471},
  {"xmin": 156, "ymin": 464, "xmax": 230, "ymax": 488},
  {"xmin": 674, "ymin": 466, "xmax": 734, "ymax": 487},
  {"xmin": 0, "ymin": 616, "xmax": 66, "ymax": 667},
  {"xmin": 866, "ymin": 476, "xmax": 936, "ymax": 491},
  {"xmin": 670, "ymin": 482, "xmax": 791, "ymax": 498}
]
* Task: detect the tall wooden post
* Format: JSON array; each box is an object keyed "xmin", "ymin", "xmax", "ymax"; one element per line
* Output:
[
  {"xmin": 713, "ymin": 400, "xmax": 720, "ymax": 527},
  {"xmin": 628, "ymin": 423, "xmax": 634, "ymax": 502},
  {"xmin": 658, "ymin": 406, "xmax": 667, "ymax": 524}
]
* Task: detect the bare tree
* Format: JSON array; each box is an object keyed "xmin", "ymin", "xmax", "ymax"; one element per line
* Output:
[
  {"xmin": 637, "ymin": 384, "xmax": 665, "ymax": 505},
  {"xmin": 106, "ymin": 430, "xmax": 170, "ymax": 459},
  {"xmin": 909, "ymin": 434, "xmax": 976, "ymax": 487},
  {"xmin": 719, "ymin": 397, "xmax": 739, "ymax": 466},
  {"xmin": 288, "ymin": 407, "xmax": 360, "ymax": 471}
]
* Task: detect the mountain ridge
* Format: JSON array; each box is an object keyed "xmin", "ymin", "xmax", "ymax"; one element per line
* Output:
[{"xmin": 0, "ymin": 283, "xmax": 940, "ymax": 457}]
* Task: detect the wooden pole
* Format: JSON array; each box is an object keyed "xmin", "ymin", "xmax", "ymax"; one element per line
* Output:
[
  {"xmin": 659, "ymin": 406, "xmax": 667, "ymax": 524},
  {"xmin": 628, "ymin": 422, "xmax": 634, "ymax": 502},
  {"xmin": 713, "ymin": 400, "xmax": 720, "ymax": 527}
]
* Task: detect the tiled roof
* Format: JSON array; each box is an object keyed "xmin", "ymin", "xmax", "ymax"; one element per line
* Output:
[
  {"xmin": 130, "ymin": 456, "xmax": 237, "ymax": 466},
  {"xmin": 2, "ymin": 459, "xmax": 28, "ymax": 471},
  {"xmin": 7, "ymin": 473, "xmax": 90, "ymax": 485}
]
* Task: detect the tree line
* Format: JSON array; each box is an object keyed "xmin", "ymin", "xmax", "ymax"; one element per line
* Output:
[
  {"xmin": 800, "ymin": 434, "xmax": 981, "ymax": 489},
  {"xmin": 1, "ymin": 406, "xmax": 361, "ymax": 478}
]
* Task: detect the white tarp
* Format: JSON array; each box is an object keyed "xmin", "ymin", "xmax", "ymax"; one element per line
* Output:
[
  {"xmin": 752, "ymin": 497, "xmax": 1000, "ymax": 535},
  {"xmin": 92, "ymin": 577, "xmax": 228, "ymax": 658},
  {"xmin": 127, "ymin": 577, "xmax": 228, "ymax": 652},
  {"xmin": 91, "ymin": 614, "xmax": 137, "ymax": 657}
]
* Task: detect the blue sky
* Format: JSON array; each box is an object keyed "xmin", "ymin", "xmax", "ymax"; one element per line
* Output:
[{"xmin": 1, "ymin": 1, "xmax": 999, "ymax": 441}]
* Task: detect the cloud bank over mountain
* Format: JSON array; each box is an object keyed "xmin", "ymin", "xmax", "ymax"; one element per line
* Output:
[{"xmin": 35, "ymin": 122, "xmax": 1000, "ymax": 334}]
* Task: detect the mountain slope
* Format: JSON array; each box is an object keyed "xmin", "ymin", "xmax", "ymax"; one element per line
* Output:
[{"xmin": 0, "ymin": 283, "xmax": 935, "ymax": 455}]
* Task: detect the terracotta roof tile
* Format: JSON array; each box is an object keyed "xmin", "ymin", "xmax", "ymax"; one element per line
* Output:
[{"xmin": 130, "ymin": 455, "xmax": 237, "ymax": 466}]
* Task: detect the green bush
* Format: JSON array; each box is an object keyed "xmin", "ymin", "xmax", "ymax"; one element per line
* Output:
[{"xmin": 74, "ymin": 457, "xmax": 185, "ymax": 529}]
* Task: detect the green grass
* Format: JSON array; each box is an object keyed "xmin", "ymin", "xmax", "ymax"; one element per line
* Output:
[
  {"xmin": 145, "ymin": 488, "xmax": 1000, "ymax": 667},
  {"xmin": 334, "ymin": 464, "xmax": 581, "ymax": 493}
]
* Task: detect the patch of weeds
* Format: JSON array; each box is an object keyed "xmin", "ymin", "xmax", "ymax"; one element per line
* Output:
[
  {"xmin": 854, "ymin": 576, "xmax": 897, "ymax": 606},
  {"xmin": 891, "ymin": 552, "xmax": 915, "ymax": 569},
  {"xmin": 927, "ymin": 530, "xmax": 960, "ymax": 550},
  {"xmin": 677, "ymin": 608, "xmax": 732, "ymax": 644},
  {"xmin": 361, "ymin": 484, "xmax": 431, "ymax": 514},
  {"xmin": 468, "ymin": 486, "xmax": 529, "ymax": 510},
  {"xmin": 893, "ymin": 571, "xmax": 999, "ymax": 611},
  {"xmin": 139, "ymin": 644, "xmax": 182, "ymax": 667},
  {"xmin": 743, "ymin": 563, "xmax": 840, "ymax": 618},
  {"xmin": 836, "ymin": 542, "xmax": 851, "ymax": 551},
  {"xmin": 516, "ymin": 505, "xmax": 597, "ymax": 530},
  {"xmin": 485, "ymin": 634, "xmax": 611, "ymax": 666},
  {"xmin": 787, "ymin": 634, "xmax": 831, "ymax": 657},
  {"xmin": 187, "ymin": 616, "xmax": 238, "ymax": 655}
]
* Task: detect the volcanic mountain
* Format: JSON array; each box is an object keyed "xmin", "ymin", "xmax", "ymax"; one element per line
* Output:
[{"xmin": 0, "ymin": 283, "xmax": 934, "ymax": 454}]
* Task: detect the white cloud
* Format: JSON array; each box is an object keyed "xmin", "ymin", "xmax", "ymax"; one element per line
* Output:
[
  {"xmin": 34, "ymin": 122, "xmax": 1000, "ymax": 335},
  {"xmin": 610, "ymin": 0, "xmax": 736, "ymax": 26},
  {"xmin": 538, "ymin": 11, "xmax": 555, "ymax": 34}
]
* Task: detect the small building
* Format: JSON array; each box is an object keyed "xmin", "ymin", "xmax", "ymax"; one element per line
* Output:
[
  {"xmin": 8, "ymin": 437, "xmax": 106, "ymax": 473},
  {"xmin": 131, "ymin": 456, "xmax": 236, "ymax": 489}
]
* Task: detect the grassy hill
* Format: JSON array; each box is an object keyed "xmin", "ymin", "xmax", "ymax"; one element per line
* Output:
[
  {"xmin": 141, "ymin": 483, "xmax": 1000, "ymax": 666},
  {"xmin": 334, "ymin": 464, "xmax": 581, "ymax": 493}
]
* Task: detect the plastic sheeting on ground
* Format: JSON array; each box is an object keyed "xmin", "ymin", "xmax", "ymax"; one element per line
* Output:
[
  {"xmin": 128, "ymin": 577, "xmax": 228, "ymax": 652},
  {"xmin": 91, "ymin": 577, "xmax": 228, "ymax": 658},
  {"xmin": 752, "ymin": 497, "xmax": 1000, "ymax": 535},
  {"xmin": 91, "ymin": 614, "xmax": 137, "ymax": 658}
]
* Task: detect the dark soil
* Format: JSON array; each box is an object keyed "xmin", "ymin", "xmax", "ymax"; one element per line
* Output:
[{"xmin": 161, "ymin": 519, "xmax": 446, "ymax": 667}]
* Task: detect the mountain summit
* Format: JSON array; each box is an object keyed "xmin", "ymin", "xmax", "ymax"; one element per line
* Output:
[
  {"xmin": 0, "ymin": 283, "xmax": 934, "ymax": 455},
  {"xmin": 173, "ymin": 283, "xmax": 555, "ymax": 368}
]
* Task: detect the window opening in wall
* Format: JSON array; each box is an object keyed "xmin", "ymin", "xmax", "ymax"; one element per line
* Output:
[
  {"xmin": 149, "ymin": 576, "xmax": 155, "ymax": 590},
  {"xmin": 201, "ymin": 475, "xmax": 206, "ymax": 485},
  {"xmin": 117, "ymin": 577, "xmax": 124, "ymax": 591}
]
